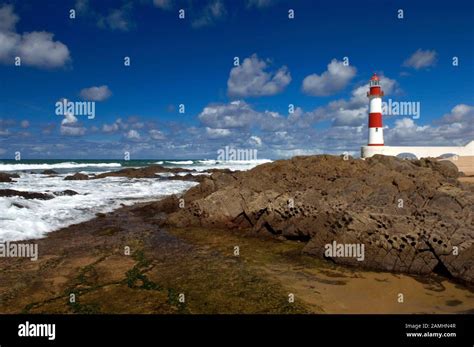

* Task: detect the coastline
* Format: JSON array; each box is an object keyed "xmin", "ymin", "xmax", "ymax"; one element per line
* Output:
[
  {"xmin": 1, "ymin": 193, "xmax": 473, "ymax": 314},
  {"xmin": 0, "ymin": 155, "xmax": 473, "ymax": 314}
]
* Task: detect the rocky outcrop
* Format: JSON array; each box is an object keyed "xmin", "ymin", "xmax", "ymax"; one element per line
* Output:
[
  {"xmin": 0, "ymin": 172, "xmax": 19, "ymax": 182},
  {"xmin": 41, "ymin": 169, "xmax": 58, "ymax": 175},
  {"xmin": 53, "ymin": 189, "xmax": 79, "ymax": 196},
  {"xmin": 64, "ymin": 173, "xmax": 89, "ymax": 180},
  {"xmin": 163, "ymin": 155, "xmax": 474, "ymax": 283},
  {"xmin": 0, "ymin": 189, "xmax": 54, "ymax": 200},
  {"xmin": 93, "ymin": 165, "xmax": 194, "ymax": 179}
]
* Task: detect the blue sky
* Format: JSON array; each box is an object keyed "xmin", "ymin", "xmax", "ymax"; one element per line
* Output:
[{"xmin": 0, "ymin": 0, "xmax": 473, "ymax": 159}]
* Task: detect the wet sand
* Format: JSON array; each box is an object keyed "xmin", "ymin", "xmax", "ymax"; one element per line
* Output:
[{"xmin": 0, "ymin": 202, "xmax": 472, "ymax": 314}]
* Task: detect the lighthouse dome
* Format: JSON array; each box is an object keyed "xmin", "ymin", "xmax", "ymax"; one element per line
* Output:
[{"xmin": 370, "ymin": 73, "xmax": 379, "ymax": 81}]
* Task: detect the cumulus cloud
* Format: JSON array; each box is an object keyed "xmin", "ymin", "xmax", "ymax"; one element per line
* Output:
[
  {"xmin": 302, "ymin": 59, "xmax": 356, "ymax": 96},
  {"xmin": 80, "ymin": 85, "xmax": 112, "ymax": 101},
  {"xmin": 0, "ymin": 4, "xmax": 18, "ymax": 32},
  {"xmin": 248, "ymin": 135, "xmax": 262, "ymax": 147},
  {"xmin": 199, "ymin": 100, "xmax": 258, "ymax": 129},
  {"xmin": 98, "ymin": 6, "xmax": 133, "ymax": 31},
  {"xmin": 227, "ymin": 54, "xmax": 291, "ymax": 98},
  {"xmin": 0, "ymin": 5, "xmax": 71, "ymax": 68},
  {"xmin": 205, "ymin": 127, "xmax": 231, "ymax": 139},
  {"xmin": 247, "ymin": 0, "xmax": 277, "ymax": 8},
  {"xmin": 385, "ymin": 114, "xmax": 472, "ymax": 147},
  {"xmin": 58, "ymin": 110, "xmax": 86, "ymax": 136},
  {"xmin": 192, "ymin": 0, "xmax": 226, "ymax": 28},
  {"xmin": 292, "ymin": 75, "xmax": 399, "ymax": 129},
  {"xmin": 437, "ymin": 104, "xmax": 474, "ymax": 125},
  {"xmin": 153, "ymin": 0, "xmax": 173, "ymax": 10},
  {"xmin": 149, "ymin": 129, "xmax": 166, "ymax": 140},
  {"xmin": 102, "ymin": 122, "xmax": 119, "ymax": 133},
  {"xmin": 125, "ymin": 129, "xmax": 141, "ymax": 140},
  {"xmin": 403, "ymin": 49, "xmax": 437, "ymax": 70},
  {"xmin": 76, "ymin": 1, "xmax": 134, "ymax": 32}
]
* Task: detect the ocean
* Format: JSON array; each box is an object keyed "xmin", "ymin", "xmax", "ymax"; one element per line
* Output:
[{"xmin": 0, "ymin": 159, "xmax": 271, "ymax": 242}]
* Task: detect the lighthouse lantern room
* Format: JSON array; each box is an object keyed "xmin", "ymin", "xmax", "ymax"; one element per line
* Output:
[{"xmin": 367, "ymin": 73, "xmax": 384, "ymax": 146}]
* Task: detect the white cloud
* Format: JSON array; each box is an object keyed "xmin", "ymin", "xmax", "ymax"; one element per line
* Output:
[
  {"xmin": 125, "ymin": 129, "xmax": 141, "ymax": 140},
  {"xmin": 248, "ymin": 135, "xmax": 262, "ymax": 147},
  {"xmin": 438, "ymin": 104, "xmax": 474, "ymax": 124},
  {"xmin": 199, "ymin": 100, "xmax": 258, "ymax": 129},
  {"xmin": 403, "ymin": 49, "xmax": 437, "ymax": 70},
  {"xmin": 206, "ymin": 127, "xmax": 232, "ymax": 139},
  {"xmin": 60, "ymin": 126, "xmax": 86, "ymax": 136},
  {"xmin": 385, "ymin": 114, "xmax": 472, "ymax": 146},
  {"xmin": 0, "ymin": 5, "xmax": 70, "ymax": 68},
  {"xmin": 192, "ymin": 0, "xmax": 226, "ymax": 28},
  {"xmin": 0, "ymin": 4, "xmax": 18, "ymax": 32},
  {"xmin": 149, "ymin": 129, "xmax": 166, "ymax": 140},
  {"xmin": 20, "ymin": 120, "xmax": 30, "ymax": 128},
  {"xmin": 102, "ymin": 122, "xmax": 119, "ymax": 133},
  {"xmin": 80, "ymin": 85, "xmax": 112, "ymax": 101},
  {"xmin": 302, "ymin": 59, "xmax": 356, "ymax": 96},
  {"xmin": 153, "ymin": 0, "xmax": 173, "ymax": 10},
  {"xmin": 247, "ymin": 0, "xmax": 276, "ymax": 8},
  {"xmin": 227, "ymin": 54, "xmax": 291, "ymax": 98},
  {"xmin": 97, "ymin": 3, "xmax": 132, "ymax": 31},
  {"xmin": 59, "ymin": 111, "xmax": 86, "ymax": 136}
]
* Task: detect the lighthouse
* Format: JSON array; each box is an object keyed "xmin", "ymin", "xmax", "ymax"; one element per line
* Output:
[
  {"xmin": 367, "ymin": 73, "xmax": 384, "ymax": 146},
  {"xmin": 361, "ymin": 73, "xmax": 473, "ymax": 159}
]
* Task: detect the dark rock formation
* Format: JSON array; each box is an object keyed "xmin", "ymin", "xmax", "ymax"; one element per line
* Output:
[
  {"xmin": 0, "ymin": 172, "xmax": 19, "ymax": 182},
  {"xmin": 93, "ymin": 165, "xmax": 194, "ymax": 179},
  {"xmin": 0, "ymin": 189, "xmax": 54, "ymax": 200},
  {"xmin": 41, "ymin": 169, "xmax": 58, "ymax": 175},
  {"xmin": 64, "ymin": 173, "xmax": 89, "ymax": 180},
  {"xmin": 162, "ymin": 155, "xmax": 473, "ymax": 283},
  {"xmin": 53, "ymin": 190, "xmax": 79, "ymax": 196}
]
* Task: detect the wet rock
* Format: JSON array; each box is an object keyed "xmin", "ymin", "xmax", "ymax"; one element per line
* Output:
[
  {"xmin": 94, "ymin": 165, "xmax": 194, "ymax": 179},
  {"xmin": 41, "ymin": 169, "xmax": 58, "ymax": 175},
  {"xmin": 53, "ymin": 189, "xmax": 79, "ymax": 196},
  {"xmin": 0, "ymin": 172, "xmax": 19, "ymax": 182},
  {"xmin": 160, "ymin": 155, "xmax": 473, "ymax": 284},
  {"xmin": 0, "ymin": 189, "xmax": 54, "ymax": 200},
  {"xmin": 64, "ymin": 173, "xmax": 89, "ymax": 180}
]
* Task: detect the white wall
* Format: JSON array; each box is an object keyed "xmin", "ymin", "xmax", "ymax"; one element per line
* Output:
[{"xmin": 361, "ymin": 141, "xmax": 474, "ymax": 158}]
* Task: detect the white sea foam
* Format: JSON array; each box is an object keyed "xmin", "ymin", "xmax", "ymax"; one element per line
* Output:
[
  {"xmin": 0, "ymin": 162, "xmax": 121, "ymax": 172},
  {"xmin": 166, "ymin": 160, "xmax": 194, "ymax": 165},
  {"xmin": 0, "ymin": 158, "xmax": 272, "ymax": 242},
  {"xmin": 0, "ymin": 174, "xmax": 196, "ymax": 242},
  {"xmin": 190, "ymin": 159, "xmax": 272, "ymax": 172}
]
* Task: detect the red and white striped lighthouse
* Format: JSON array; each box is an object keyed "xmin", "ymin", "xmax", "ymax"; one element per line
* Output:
[{"xmin": 367, "ymin": 73, "xmax": 384, "ymax": 146}]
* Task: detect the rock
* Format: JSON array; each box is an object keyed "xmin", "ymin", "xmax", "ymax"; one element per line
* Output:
[
  {"xmin": 53, "ymin": 190, "xmax": 79, "ymax": 196},
  {"xmin": 94, "ymin": 165, "xmax": 194, "ymax": 179},
  {"xmin": 161, "ymin": 155, "xmax": 474, "ymax": 284},
  {"xmin": 0, "ymin": 189, "xmax": 54, "ymax": 200},
  {"xmin": 64, "ymin": 173, "xmax": 89, "ymax": 180},
  {"xmin": 166, "ymin": 174, "xmax": 207, "ymax": 182},
  {"xmin": 0, "ymin": 172, "xmax": 19, "ymax": 182},
  {"xmin": 41, "ymin": 169, "xmax": 58, "ymax": 175}
]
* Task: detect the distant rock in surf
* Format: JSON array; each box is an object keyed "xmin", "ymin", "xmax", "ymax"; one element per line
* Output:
[
  {"xmin": 0, "ymin": 172, "xmax": 20, "ymax": 182},
  {"xmin": 64, "ymin": 173, "xmax": 89, "ymax": 180},
  {"xmin": 0, "ymin": 189, "xmax": 54, "ymax": 200}
]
